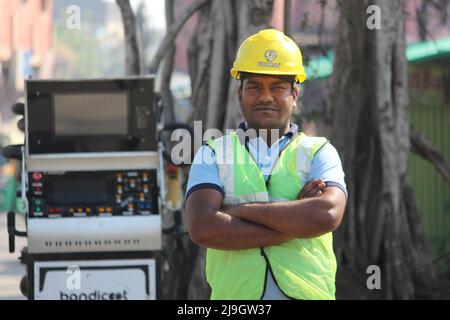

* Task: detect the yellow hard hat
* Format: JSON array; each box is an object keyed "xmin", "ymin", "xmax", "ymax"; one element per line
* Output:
[{"xmin": 230, "ymin": 29, "xmax": 307, "ymax": 83}]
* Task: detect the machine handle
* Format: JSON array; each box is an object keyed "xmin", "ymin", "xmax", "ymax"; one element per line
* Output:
[
  {"xmin": 7, "ymin": 211, "xmax": 27, "ymax": 253},
  {"xmin": 7, "ymin": 211, "xmax": 15, "ymax": 253},
  {"xmin": 12, "ymin": 102, "xmax": 25, "ymax": 115},
  {"xmin": 1, "ymin": 144, "xmax": 23, "ymax": 161}
]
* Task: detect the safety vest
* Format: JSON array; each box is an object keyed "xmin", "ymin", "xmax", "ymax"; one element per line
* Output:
[{"xmin": 205, "ymin": 131, "xmax": 337, "ymax": 300}]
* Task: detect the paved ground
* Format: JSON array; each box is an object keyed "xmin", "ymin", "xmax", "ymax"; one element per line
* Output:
[{"xmin": 0, "ymin": 212, "xmax": 27, "ymax": 300}]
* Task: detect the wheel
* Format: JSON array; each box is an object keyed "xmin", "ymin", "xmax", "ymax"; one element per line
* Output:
[{"xmin": 20, "ymin": 275, "xmax": 27, "ymax": 297}]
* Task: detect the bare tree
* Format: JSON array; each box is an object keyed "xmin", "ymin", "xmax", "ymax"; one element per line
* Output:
[
  {"xmin": 185, "ymin": 0, "xmax": 276, "ymax": 299},
  {"xmin": 187, "ymin": 0, "xmax": 275, "ymax": 131},
  {"xmin": 329, "ymin": 0, "xmax": 436, "ymax": 299},
  {"xmin": 160, "ymin": 0, "xmax": 176, "ymax": 123},
  {"xmin": 116, "ymin": 0, "xmax": 141, "ymax": 75},
  {"xmin": 149, "ymin": 0, "xmax": 212, "ymax": 74},
  {"xmin": 411, "ymin": 127, "xmax": 450, "ymax": 185},
  {"xmin": 416, "ymin": 0, "xmax": 450, "ymax": 41},
  {"xmin": 284, "ymin": 0, "xmax": 292, "ymax": 36},
  {"xmin": 117, "ymin": 0, "xmax": 449, "ymax": 300}
]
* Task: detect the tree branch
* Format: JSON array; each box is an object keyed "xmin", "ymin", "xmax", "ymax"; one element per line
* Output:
[
  {"xmin": 160, "ymin": 0, "xmax": 176, "ymax": 123},
  {"xmin": 317, "ymin": 0, "xmax": 327, "ymax": 56},
  {"xmin": 410, "ymin": 126, "xmax": 450, "ymax": 185},
  {"xmin": 116, "ymin": 0, "xmax": 141, "ymax": 75},
  {"xmin": 284, "ymin": 0, "xmax": 292, "ymax": 36},
  {"xmin": 149, "ymin": 0, "xmax": 211, "ymax": 74}
]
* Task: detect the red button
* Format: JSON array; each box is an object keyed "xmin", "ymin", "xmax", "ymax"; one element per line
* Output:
[
  {"xmin": 32, "ymin": 172, "xmax": 43, "ymax": 181},
  {"xmin": 34, "ymin": 187, "xmax": 42, "ymax": 192},
  {"xmin": 167, "ymin": 164, "xmax": 178, "ymax": 174}
]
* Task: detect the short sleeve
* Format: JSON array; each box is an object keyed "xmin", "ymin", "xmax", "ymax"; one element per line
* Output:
[
  {"xmin": 185, "ymin": 145, "xmax": 224, "ymax": 201},
  {"xmin": 309, "ymin": 143, "xmax": 347, "ymax": 197}
]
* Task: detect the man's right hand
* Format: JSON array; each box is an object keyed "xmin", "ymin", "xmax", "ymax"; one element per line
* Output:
[{"xmin": 298, "ymin": 179, "xmax": 326, "ymax": 199}]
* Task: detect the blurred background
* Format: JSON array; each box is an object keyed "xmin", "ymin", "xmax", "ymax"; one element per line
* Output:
[{"xmin": 0, "ymin": 0, "xmax": 449, "ymax": 299}]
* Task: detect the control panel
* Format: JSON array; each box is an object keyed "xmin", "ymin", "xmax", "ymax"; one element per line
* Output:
[{"xmin": 28, "ymin": 170, "xmax": 158, "ymax": 218}]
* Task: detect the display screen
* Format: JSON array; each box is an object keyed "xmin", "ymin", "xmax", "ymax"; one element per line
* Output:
[
  {"xmin": 50, "ymin": 175, "xmax": 112, "ymax": 206},
  {"xmin": 53, "ymin": 92, "xmax": 128, "ymax": 136}
]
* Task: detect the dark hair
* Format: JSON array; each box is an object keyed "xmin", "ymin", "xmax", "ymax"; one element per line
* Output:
[{"xmin": 238, "ymin": 72, "xmax": 296, "ymax": 92}]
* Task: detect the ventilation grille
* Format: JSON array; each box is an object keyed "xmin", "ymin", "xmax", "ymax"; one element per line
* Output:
[{"xmin": 43, "ymin": 238, "xmax": 142, "ymax": 248}]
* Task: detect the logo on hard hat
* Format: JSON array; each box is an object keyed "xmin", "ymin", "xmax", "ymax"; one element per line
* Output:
[{"xmin": 265, "ymin": 50, "xmax": 277, "ymax": 62}]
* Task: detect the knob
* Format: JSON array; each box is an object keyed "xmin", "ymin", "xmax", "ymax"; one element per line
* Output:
[{"xmin": 32, "ymin": 172, "xmax": 43, "ymax": 181}]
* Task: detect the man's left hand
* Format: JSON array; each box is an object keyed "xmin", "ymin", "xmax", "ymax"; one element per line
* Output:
[{"xmin": 298, "ymin": 179, "xmax": 326, "ymax": 199}]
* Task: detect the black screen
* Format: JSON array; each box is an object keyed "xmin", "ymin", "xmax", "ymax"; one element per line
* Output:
[
  {"xmin": 53, "ymin": 92, "xmax": 128, "ymax": 136},
  {"xmin": 49, "ymin": 174, "xmax": 112, "ymax": 206}
]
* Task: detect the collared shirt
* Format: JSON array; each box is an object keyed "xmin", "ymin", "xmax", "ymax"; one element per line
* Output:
[
  {"xmin": 186, "ymin": 122, "xmax": 347, "ymax": 199},
  {"xmin": 185, "ymin": 122, "xmax": 347, "ymax": 300}
]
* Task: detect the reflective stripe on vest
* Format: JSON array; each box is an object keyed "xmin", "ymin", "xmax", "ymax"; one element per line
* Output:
[{"xmin": 206, "ymin": 131, "xmax": 336, "ymax": 300}]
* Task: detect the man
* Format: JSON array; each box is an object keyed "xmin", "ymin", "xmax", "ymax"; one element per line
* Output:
[{"xmin": 185, "ymin": 29, "xmax": 347, "ymax": 300}]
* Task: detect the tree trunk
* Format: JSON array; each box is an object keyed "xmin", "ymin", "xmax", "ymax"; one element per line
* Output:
[
  {"xmin": 330, "ymin": 0, "xmax": 435, "ymax": 299},
  {"xmin": 115, "ymin": 0, "xmax": 277, "ymax": 299},
  {"xmin": 186, "ymin": 0, "xmax": 275, "ymax": 299},
  {"xmin": 189, "ymin": 0, "xmax": 275, "ymax": 131},
  {"xmin": 116, "ymin": 0, "xmax": 141, "ymax": 75}
]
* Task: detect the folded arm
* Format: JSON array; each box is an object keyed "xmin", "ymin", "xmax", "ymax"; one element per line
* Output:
[
  {"xmin": 185, "ymin": 188, "xmax": 293, "ymax": 250},
  {"xmin": 225, "ymin": 186, "xmax": 346, "ymax": 238}
]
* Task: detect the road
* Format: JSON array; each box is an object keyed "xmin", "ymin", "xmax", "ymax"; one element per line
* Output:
[{"xmin": 0, "ymin": 212, "xmax": 27, "ymax": 300}]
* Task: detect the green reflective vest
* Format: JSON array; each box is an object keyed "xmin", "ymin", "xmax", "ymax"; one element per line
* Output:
[{"xmin": 206, "ymin": 131, "xmax": 337, "ymax": 300}]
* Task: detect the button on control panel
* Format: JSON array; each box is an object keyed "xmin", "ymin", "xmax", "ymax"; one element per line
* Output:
[
  {"xmin": 28, "ymin": 170, "xmax": 158, "ymax": 218},
  {"xmin": 115, "ymin": 171, "xmax": 155, "ymax": 216}
]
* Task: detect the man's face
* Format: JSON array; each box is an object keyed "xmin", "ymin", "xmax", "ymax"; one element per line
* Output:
[{"xmin": 238, "ymin": 75, "xmax": 298, "ymax": 131}]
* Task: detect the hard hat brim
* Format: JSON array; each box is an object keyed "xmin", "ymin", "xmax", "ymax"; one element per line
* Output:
[{"xmin": 231, "ymin": 68, "xmax": 307, "ymax": 83}]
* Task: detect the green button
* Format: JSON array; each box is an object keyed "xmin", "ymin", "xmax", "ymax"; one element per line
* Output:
[
  {"xmin": 34, "ymin": 199, "xmax": 42, "ymax": 205},
  {"xmin": 35, "ymin": 206, "xmax": 42, "ymax": 212}
]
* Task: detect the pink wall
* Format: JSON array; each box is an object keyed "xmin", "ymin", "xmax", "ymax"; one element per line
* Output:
[{"xmin": 0, "ymin": 0, "xmax": 53, "ymax": 64}]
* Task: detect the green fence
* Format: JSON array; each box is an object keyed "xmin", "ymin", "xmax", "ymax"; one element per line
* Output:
[
  {"xmin": 0, "ymin": 172, "xmax": 18, "ymax": 213},
  {"xmin": 409, "ymin": 89, "xmax": 450, "ymax": 275}
]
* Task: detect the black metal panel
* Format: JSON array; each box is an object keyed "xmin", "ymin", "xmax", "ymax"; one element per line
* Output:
[{"xmin": 26, "ymin": 78, "xmax": 156, "ymax": 154}]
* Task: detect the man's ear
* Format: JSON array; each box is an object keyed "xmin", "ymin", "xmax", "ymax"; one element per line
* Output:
[
  {"xmin": 292, "ymin": 85, "xmax": 300, "ymax": 100},
  {"xmin": 238, "ymin": 86, "xmax": 242, "ymax": 102},
  {"xmin": 292, "ymin": 85, "xmax": 299, "ymax": 107}
]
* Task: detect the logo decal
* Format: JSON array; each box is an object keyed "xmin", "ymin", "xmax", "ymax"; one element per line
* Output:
[{"xmin": 265, "ymin": 50, "xmax": 277, "ymax": 62}]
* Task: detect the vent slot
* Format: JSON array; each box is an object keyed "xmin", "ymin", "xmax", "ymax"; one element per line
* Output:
[{"xmin": 43, "ymin": 239, "xmax": 141, "ymax": 247}]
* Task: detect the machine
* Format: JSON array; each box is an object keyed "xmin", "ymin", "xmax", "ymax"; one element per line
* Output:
[{"xmin": 6, "ymin": 77, "xmax": 182, "ymax": 300}]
